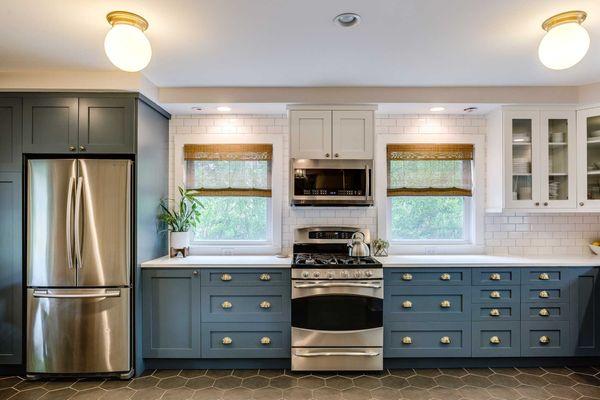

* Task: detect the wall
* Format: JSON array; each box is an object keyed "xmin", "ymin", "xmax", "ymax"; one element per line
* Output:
[{"xmin": 170, "ymin": 113, "xmax": 599, "ymax": 256}]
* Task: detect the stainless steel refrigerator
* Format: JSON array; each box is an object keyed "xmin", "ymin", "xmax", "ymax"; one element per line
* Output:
[{"xmin": 26, "ymin": 159, "xmax": 132, "ymax": 378}]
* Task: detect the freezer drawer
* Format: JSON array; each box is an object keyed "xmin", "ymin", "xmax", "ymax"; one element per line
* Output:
[{"xmin": 26, "ymin": 288, "xmax": 130, "ymax": 374}]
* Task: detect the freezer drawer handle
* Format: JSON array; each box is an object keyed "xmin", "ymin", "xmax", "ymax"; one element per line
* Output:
[
  {"xmin": 33, "ymin": 290, "xmax": 121, "ymax": 299},
  {"xmin": 293, "ymin": 282, "xmax": 381, "ymax": 289},
  {"xmin": 294, "ymin": 351, "xmax": 380, "ymax": 357}
]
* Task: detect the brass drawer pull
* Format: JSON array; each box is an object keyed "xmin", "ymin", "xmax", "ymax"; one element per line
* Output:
[
  {"xmin": 490, "ymin": 336, "xmax": 501, "ymax": 345},
  {"xmin": 539, "ymin": 308, "xmax": 550, "ymax": 317},
  {"xmin": 259, "ymin": 273, "xmax": 271, "ymax": 281},
  {"xmin": 538, "ymin": 272, "xmax": 550, "ymax": 280},
  {"xmin": 539, "ymin": 335, "xmax": 550, "ymax": 344},
  {"xmin": 402, "ymin": 273, "xmax": 413, "ymax": 281},
  {"xmin": 402, "ymin": 300, "xmax": 413, "ymax": 309},
  {"xmin": 490, "ymin": 291, "xmax": 501, "ymax": 299},
  {"xmin": 221, "ymin": 273, "xmax": 232, "ymax": 281},
  {"xmin": 490, "ymin": 308, "xmax": 501, "ymax": 317},
  {"xmin": 440, "ymin": 336, "xmax": 451, "ymax": 345},
  {"xmin": 440, "ymin": 300, "xmax": 451, "ymax": 308},
  {"xmin": 440, "ymin": 273, "xmax": 451, "ymax": 281},
  {"xmin": 260, "ymin": 301, "xmax": 271, "ymax": 309},
  {"xmin": 221, "ymin": 301, "xmax": 233, "ymax": 309},
  {"xmin": 539, "ymin": 290, "xmax": 549, "ymax": 298},
  {"xmin": 490, "ymin": 273, "xmax": 501, "ymax": 281},
  {"xmin": 260, "ymin": 336, "xmax": 271, "ymax": 345},
  {"xmin": 402, "ymin": 336, "xmax": 412, "ymax": 345},
  {"xmin": 222, "ymin": 337, "xmax": 233, "ymax": 345}
]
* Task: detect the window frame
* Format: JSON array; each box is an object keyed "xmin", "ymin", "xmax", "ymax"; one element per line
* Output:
[
  {"xmin": 173, "ymin": 133, "xmax": 283, "ymax": 255},
  {"xmin": 376, "ymin": 133, "xmax": 485, "ymax": 254}
]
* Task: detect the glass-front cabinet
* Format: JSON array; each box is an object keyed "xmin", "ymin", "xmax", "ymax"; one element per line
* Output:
[{"xmin": 577, "ymin": 107, "xmax": 600, "ymax": 209}]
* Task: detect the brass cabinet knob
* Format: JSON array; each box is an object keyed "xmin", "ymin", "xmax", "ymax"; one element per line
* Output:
[
  {"xmin": 222, "ymin": 337, "xmax": 233, "ymax": 345},
  {"xmin": 440, "ymin": 336, "xmax": 451, "ymax": 345},
  {"xmin": 539, "ymin": 308, "xmax": 550, "ymax": 317},
  {"xmin": 402, "ymin": 273, "xmax": 413, "ymax": 281},
  {"xmin": 402, "ymin": 300, "xmax": 413, "ymax": 309},
  {"xmin": 539, "ymin": 290, "xmax": 549, "ymax": 298},
  {"xmin": 490, "ymin": 291, "xmax": 501, "ymax": 299},
  {"xmin": 69, "ymin": 145, "xmax": 76, "ymax": 151},
  {"xmin": 221, "ymin": 301, "xmax": 232, "ymax": 309},
  {"xmin": 193, "ymin": 270, "xmax": 198, "ymax": 276},
  {"xmin": 539, "ymin": 335, "xmax": 550, "ymax": 344},
  {"xmin": 259, "ymin": 300, "xmax": 271, "ymax": 309},
  {"xmin": 440, "ymin": 300, "xmax": 451, "ymax": 308},
  {"xmin": 79, "ymin": 145, "xmax": 86, "ymax": 151},
  {"xmin": 440, "ymin": 273, "xmax": 451, "ymax": 281},
  {"xmin": 260, "ymin": 336, "xmax": 271, "ymax": 345},
  {"xmin": 221, "ymin": 273, "xmax": 232, "ymax": 281},
  {"xmin": 259, "ymin": 273, "xmax": 271, "ymax": 281},
  {"xmin": 489, "ymin": 273, "xmax": 501, "ymax": 281},
  {"xmin": 490, "ymin": 336, "xmax": 501, "ymax": 345},
  {"xmin": 490, "ymin": 308, "xmax": 501, "ymax": 317},
  {"xmin": 402, "ymin": 336, "xmax": 412, "ymax": 345},
  {"xmin": 538, "ymin": 273, "xmax": 550, "ymax": 280}
]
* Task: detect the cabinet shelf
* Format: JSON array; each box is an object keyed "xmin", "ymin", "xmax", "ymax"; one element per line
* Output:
[
  {"xmin": 588, "ymin": 170, "xmax": 600, "ymax": 175},
  {"xmin": 549, "ymin": 172, "xmax": 568, "ymax": 176},
  {"xmin": 587, "ymin": 138, "xmax": 600, "ymax": 144},
  {"xmin": 549, "ymin": 142, "xmax": 568, "ymax": 146},
  {"xmin": 512, "ymin": 142, "xmax": 532, "ymax": 146}
]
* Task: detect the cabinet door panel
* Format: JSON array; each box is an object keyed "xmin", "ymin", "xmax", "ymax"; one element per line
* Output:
[
  {"xmin": 0, "ymin": 98, "xmax": 22, "ymax": 171},
  {"xmin": 577, "ymin": 107, "xmax": 600, "ymax": 209},
  {"xmin": 384, "ymin": 322, "xmax": 470, "ymax": 358},
  {"xmin": 570, "ymin": 268, "xmax": 600, "ymax": 356},
  {"xmin": 23, "ymin": 97, "xmax": 78, "ymax": 153},
  {"xmin": 78, "ymin": 97, "xmax": 134, "ymax": 153},
  {"xmin": 290, "ymin": 111, "xmax": 332, "ymax": 159},
  {"xmin": 332, "ymin": 111, "xmax": 373, "ymax": 159},
  {"xmin": 521, "ymin": 321, "xmax": 570, "ymax": 357},
  {"xmin": 472, "ymin": 321, "xmax": 520, "ymax": 357}
]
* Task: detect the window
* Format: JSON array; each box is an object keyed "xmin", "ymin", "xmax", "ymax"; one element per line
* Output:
[
  {"xmin": 387, "ymin": 144, "xmax": 474, "ymax": 243},
  {"xmin": 184, "ymin": 143, "xmax": 272, "ymax": 243}
]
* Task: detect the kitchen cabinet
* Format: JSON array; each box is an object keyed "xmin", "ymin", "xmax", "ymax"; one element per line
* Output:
[
  {"xmin": 0, "ymin": 173, "xmax": 22, "ymax": 364},
  {"xmin": 79, "ymin": 97, "xmax": 134, "ymax": 153},
  {"xmin": 577, "ymin": 107, "xmax": 600, "ymax": 209},
  {"xmin": 23, "ymin": 96, "xmax": 78, "ymax": 154},
  {"xmin": 0, "ymin": 98, "xmax": 22, "ymax": 172},
  {"xmin": 289, "ymin": 107, "xmax": 375, "ymax": 159},
  {"xmin": 570, "ymin": 268, "xmax": 600, "ymax": 356}
]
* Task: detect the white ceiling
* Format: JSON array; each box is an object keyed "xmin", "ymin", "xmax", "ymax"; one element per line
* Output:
[{"xmin": 1, "ymin": 0, "xmax": 600, "ymax": 87}]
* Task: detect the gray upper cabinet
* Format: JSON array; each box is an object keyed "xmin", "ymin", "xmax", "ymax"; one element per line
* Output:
[
  {"xmin": 0, "ymin": 98, "xmax": 22, "ymax": 171},
  {"xmin": 23, "ymin": 97, "xmax": 78, "ymax": 154},
  {"xmin": 79, "ymin": 97, "xmax": 134, "ymax": 153}
]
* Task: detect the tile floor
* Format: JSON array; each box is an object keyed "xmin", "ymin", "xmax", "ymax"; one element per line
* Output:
[{"xmin": 1, "ymin": 367, "xmax": 600, "ymax": 399}]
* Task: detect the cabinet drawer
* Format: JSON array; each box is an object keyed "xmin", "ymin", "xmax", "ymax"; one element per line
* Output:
[
  {"xmin": 521, "ymin": 321, "xmax": 570, "ymax": 357},
  {"xmin": 385, "ymin": 269, "xmax": 469, "ymax": 285},
  {"xmin": 472, "ymin": 303, "xmax": 519, "ymax": 321},
  {"xmin": 385, "ymin": 286, "xmax": 470, "ymax": 322},
  {"xmin": 201, "ymin": 322, "xmax": 290, "ymax": 358},
  {"xmin": 201, "ymin": 286, "xmax": 290, "ymax": 322},
  {"xmin": 472, "ymin": 322, "xmax": 520, "ymax": 357},
  {"xmin": 472, "ymin": 268, "xmax": 520, "ymax": 285},
  {"xmin": 471, "ymin": 286, "xmax": 520, "ymax": 303},
  {"xmin": 384, "ymin": 322, "xmax": 470, "ymax": 358},
  {"xmin": 201, "ymin": 269, "xmax": 290, "ymax": 286},
  {"xmin": 522, "ymin": 268, "xmax": 568, "ymax": 285},
  {"xmin": 521, "ymin": 303, "xmax": 569, "ymax": 321},
  {"xmin": 522, "ymin": 285, "xmax": 569, "ymax": 303}
]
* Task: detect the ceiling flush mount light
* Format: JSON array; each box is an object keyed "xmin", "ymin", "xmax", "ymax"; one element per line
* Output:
[
  {"xmin": 429, "ymin": 106, "xmax": 446, "ymax": 112},
  {"xmin": 538, "ymin": 10, "xmax": 590, "ymax": 70},
  {"xmin": 334, "ymin": 13, "xmax": 361, "ymax": 28},
  {"xmin": 105, "ymin": 11, "xmax": 152, "ymax": 72},
  {"xmin": 217, "ymin": 106, "xmax": 232, "ymax": 112}
]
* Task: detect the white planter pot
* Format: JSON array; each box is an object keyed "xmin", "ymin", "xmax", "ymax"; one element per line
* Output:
[{"xmin": 170, "ymin": 231, "xmax": 190, "ymax": 249}]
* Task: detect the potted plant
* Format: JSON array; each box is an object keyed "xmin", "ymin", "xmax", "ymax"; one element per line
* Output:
[{"xmin": 159, "ymin": 187, "xmax": 203, "ymax": 257}]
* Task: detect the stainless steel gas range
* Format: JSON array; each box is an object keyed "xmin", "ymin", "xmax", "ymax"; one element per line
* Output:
[{"xmin": 291, "ymin": 227, "xmax": 383, "ymax": 371}]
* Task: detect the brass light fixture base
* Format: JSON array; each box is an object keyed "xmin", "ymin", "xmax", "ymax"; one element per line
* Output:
[
  {"xmin": 542, "ymin": 10, "xmax": 587, "ymax": 31},
  {"xmin": 106, "ymin": 11, "xmax": 149, "ymax": 32}
]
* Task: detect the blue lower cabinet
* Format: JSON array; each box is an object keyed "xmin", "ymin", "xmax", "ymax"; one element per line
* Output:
[
  {"xmin": 521, "ymin": 321, "xmax": 570, "ymax": 357},
  {"xmin": 472, "ymin": 268, "xmax": 520, "ymax": 286},
  {"xmin": 570, "ymin": 268, "xmax": 600, "ymax": 356},
  {"xmin": 471, "ymin": 286, "xmax": 519, "ymax": 303},
  {"xmin": 201, "ymin": 269, "xmax": 290, "ymax": 286},
  {"xmin": 385, "ymin": 268, "xmax": 469, "ymax": 285},
  {"xmin": 384, "ymin": 322, "xmax": 471, "ymax": 357},
  {"xmin": 201, "ymin": 286, "xmax": 291, "ymax": 323},
  {"xmin": 472, "ymin": 303, "xmax": 519, "ymax": 321},
  {"xmin": 521, "ymin": 303, "xmax": 569, "ymax": 321},
  {"xmin": 472, "ymin": 322, "xmax": 520, "ymax": 357},
  {"xmin": 522, "ymin": 285, "xmax": 569, "ymax": 303},
  {"xmin": 522, "ymin": 268, "xmax": 568, "ymax": 285},
  {"xmin": 201, "ymin": 322, "xmax": 290, "ymax": 358},
  {"xmin": 385, "ymin": 286, "xmax": 470, "ymax": 322}
]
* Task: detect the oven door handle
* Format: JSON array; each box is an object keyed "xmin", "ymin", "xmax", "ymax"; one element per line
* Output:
[
  {"xmin": 294, "ymin": 351, "xmax": 380, "ymax": 357},
  {"xmin": 293, "ymin": 282, "xmax": 382, "ymax": 289}
]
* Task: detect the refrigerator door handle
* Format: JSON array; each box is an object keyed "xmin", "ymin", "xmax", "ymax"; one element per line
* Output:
[
  {"xmin": 74, "ymin": 176, "xmax": 83, "ymax": 269},
  {"xmin": 65, "ymin": 176, "xmax": 76, "ymax": 269},
  {"xmin": 32, "ymin": 290, "xmax": 121, "ymax": 299}
]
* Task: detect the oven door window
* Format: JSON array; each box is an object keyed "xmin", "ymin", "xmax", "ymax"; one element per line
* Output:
[{"xmin": 292, "ymin": 295, "xmax": 383, "ymax": 331}]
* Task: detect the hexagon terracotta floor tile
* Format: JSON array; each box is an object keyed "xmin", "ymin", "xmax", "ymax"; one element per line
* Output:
[{"xmin": 1, "ymin": 367, "xmax": 600, "ymax": 399}]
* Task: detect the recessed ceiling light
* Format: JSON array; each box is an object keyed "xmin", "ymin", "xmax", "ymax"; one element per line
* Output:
[
  {"xmin": 191, "ymin": 106, "xmax": 203, "ymax": 111},
  {"xmin": 429, "ymin": 106, "xmax": 445, "ymax": 112},
  {"xmin": 334, "ymin": 13, "xmax": 361, "ymax": 27},
  {"xmin": 464, "ymin": 107, "xmax": 478, "ymax": 113},
  {"xmin": 217, "ymin": 106, "xmax": 231, "ymax": 112}
]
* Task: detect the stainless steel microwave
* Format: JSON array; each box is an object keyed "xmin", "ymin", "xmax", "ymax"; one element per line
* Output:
[{"xmin": 291, "ymin": 159, "xmax": 373, "ymax": 206}]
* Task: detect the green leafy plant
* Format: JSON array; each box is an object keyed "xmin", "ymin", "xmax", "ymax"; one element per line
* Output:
[{"xmin": 159, "ymin": 187, "xmax": 204, "ymax": 232}]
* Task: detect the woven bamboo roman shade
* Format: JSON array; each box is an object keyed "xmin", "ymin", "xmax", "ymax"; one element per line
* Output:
[
  {"xmin": 184, "ymin": 144, "xmax": 272, "ymax": 197},
  {"xmin": 387, "ymin": 144, "xmax": 473, "ymax": 196}
]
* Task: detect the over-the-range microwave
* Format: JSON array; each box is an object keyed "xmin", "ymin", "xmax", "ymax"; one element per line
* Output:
[{"xmin": 291, "ymin": 159, "xmax": 373, "ymax": 206}]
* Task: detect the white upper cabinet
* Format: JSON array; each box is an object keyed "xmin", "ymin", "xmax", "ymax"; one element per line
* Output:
[
  {"xmin": 289, "ymin": 106, "xmax": 375, "ymax": 159},
  {"xmin": 577, "ymin": 107, "xmax": 600, "ymax": 210}
]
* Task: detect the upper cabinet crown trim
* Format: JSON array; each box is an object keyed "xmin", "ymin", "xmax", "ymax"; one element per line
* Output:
[{"xmin": 287, "ymin": 104, "xmax": 378, "ymax": 111}]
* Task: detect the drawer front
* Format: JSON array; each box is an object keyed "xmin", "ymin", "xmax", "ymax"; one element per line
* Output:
[
  {"xmin": 471, "ymin": 286, "xmax": 520, "ymax": 303},
  {"xmin": 472, "ymin": 303, "xmax": 520, "ymax": 321},
  {"xmin": 521, "ymin": 303, "xmax": 569, "ymax": 321},
  {"xmin": 201, "ymin": 286, "xmax": 291, "ymax": 323},
  {"xmin": 201, "ymin": 269, "xmax": 290, "ymax": 286},
  {"xmin": 201, "ymin": 322, "xmax": 290, "ymax": 358},
  {"xmin": 385, "ymin": 268, "xmax": 469, "ymax": 285},
  {"xmin": 522, "ymin": 285, "xmax": 569, "ymax": 303},
  {"xmin": 385, "ymin": 286, "xmax": 470, "ymax": 322},
  {"xmin": 384, "ymin": 322, "xmax": 470, "ymax": 358},
  {"xmin": 472, "ymin": 268, "xmax": 520, "ymax": 285},
  {"xmin": 522, "ymin": 268, "xmax": 569, "ymax": 285},
  {"xmin": 472, "ymin": 322, "xmax": 520, "ymax": 357},
  {"xmin": 521, "ymin": 321, "xmax": 570, "ymax": 357}
]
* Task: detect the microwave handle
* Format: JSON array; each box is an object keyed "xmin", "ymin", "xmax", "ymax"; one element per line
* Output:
[{"xmin": 365, "ymin": 165, "xmax": 370, "ymax": 200}]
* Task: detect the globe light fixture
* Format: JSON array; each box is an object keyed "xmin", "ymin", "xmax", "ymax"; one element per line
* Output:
[
  {"xmin": 538, "ymin": 11, "xmax": 590, "ymax": 70},
  {"xmin": 105, "ymin": 11, "xmax": 152, "ymax": 72}
]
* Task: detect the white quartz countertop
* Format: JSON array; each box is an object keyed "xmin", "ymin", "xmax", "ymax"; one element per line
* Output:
[
  {"xmin": 141, "ymin": 255, "xmax": 292, "ymax": 268},
  {"xmin": 377, "ymin": 254, "xmax": 600, "ymax": 267}
]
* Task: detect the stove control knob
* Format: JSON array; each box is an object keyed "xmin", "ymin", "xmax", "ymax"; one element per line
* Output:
[
  {"xmin": 327, "ymin": 272, "xmax": 334, "ymax": 279},
  {"xmin": 354, "ymin": 270, "xmax": 362, "ymax": 278},
  {"xmin": 365, "ymin": 270, "xmax": 373, "ymax": 277},
  {"xmin": 341, "ymin": 270, "xmax": 349, "ymax": 278},
  {"xmin": 301, "ymin": 271, "xmax": 310, "ymax": 278},
  {"xmin": 313, "ymin": 271, "xmax": 320, "ymax": 278}
]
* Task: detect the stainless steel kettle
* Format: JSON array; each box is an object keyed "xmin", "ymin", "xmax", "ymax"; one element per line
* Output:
[{"xmin": 348, "ymin": 232, "xmax": 370, "ymax": 257}]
